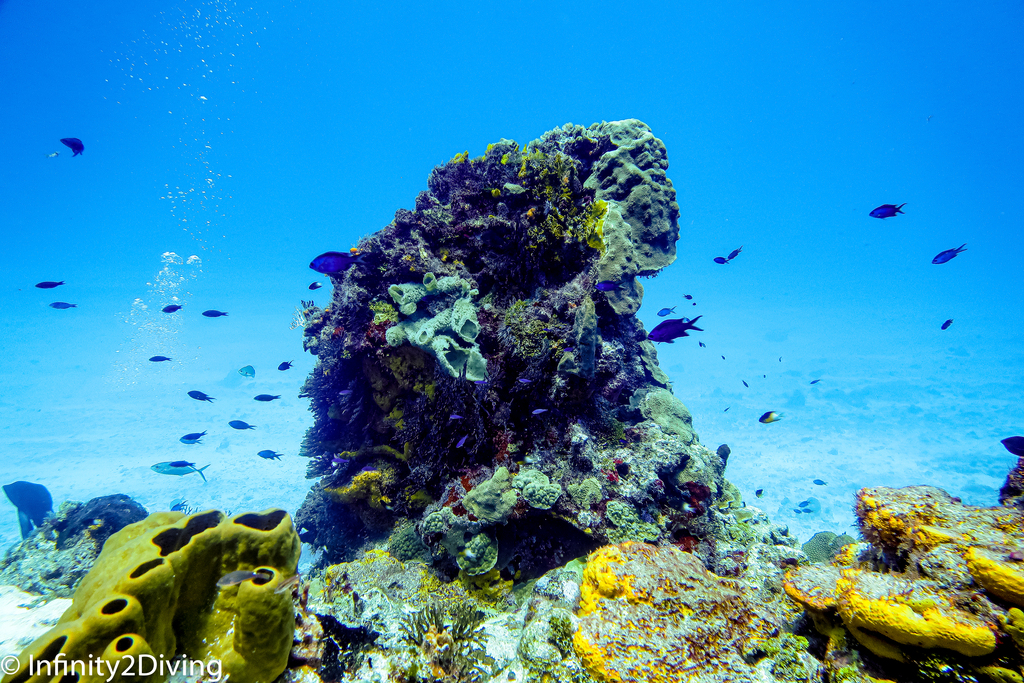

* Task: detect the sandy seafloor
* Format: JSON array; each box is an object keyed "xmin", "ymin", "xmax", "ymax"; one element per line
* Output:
[{"xmin": 1, "ymin": 279, "xmax": 1020, "ymax": 657}]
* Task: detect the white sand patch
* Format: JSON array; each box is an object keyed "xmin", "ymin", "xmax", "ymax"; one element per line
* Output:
[{"xmin": 0, "ymin": 586, "xmax": 71, "ymax": 658}]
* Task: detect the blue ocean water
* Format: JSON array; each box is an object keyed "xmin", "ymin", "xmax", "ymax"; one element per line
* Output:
[{"xmin": 1, "ymin": 0, "xmax": 1022, "ymax": 559}]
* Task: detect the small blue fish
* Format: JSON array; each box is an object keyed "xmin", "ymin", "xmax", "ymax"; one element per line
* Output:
[
  {"xmin": 202, "ymin": 310, "xmax": 228, "ymax": 317},
  {"xmin": 257, "ymin": 450, "xmax": 283, "ymax": 460},
  {"xmin": 932, "ymin": 244, "xmax": 966, "ymax": 264},
  {"xmin": 152, "ymin": 461, "xmax": 209, "ymax": 482},
  {"xmin": 657, "ymin": 307, "xmax": 676, "ymax": 317},
  {"xmin": 742, "ymin": 380, "xmax": 748, "ymax": 388},
  {"xmin": 169, "ymin": 498, "xmax": 190, "ymax": 512},
  {"xmin": 648, "ymin": 316, "xmax": 703, "ymax": 344},
  {"xmin": 308, "ymin": 282, "xmax": 322, "ymax": 290},
  {"xmin": 60, "ymin": 137, "xmax": 84, "ymax": 156},
  {"xmin": 759, "ymin": 411, "xmax": 782, "ymax": 423},
  {"xmin": 684, "ymin": 295, "xmax": 693, "ymax": 300},
  {"xmin": 798, "ymin": 500, "xmax": 810, "ymax": 508},
  {"xmin": 755, "ymin": 488, "xmax": 763, "ymax": 497},
  {"xmin": 595, "ymin": 280, "xmax": 619, "ymax": 292},
  {"xmin": 456, "ymin": 435, "xmax": 468, "ymax": 448},
  {"xmin": 699, "ymin": 341, "xmax": 706, "ymax": 348},
  {"xmin": 810, "ymin": 379, "xmax": 822, "ymax": 384},
  {"xmin": 149, "ymin": 356, "xmax": 172, "ymax": 362},
  {"xmin": 724, "ymin": 406, "xmax": 730, "ymax": 412},
  {"xmin": 813, "ymin": 479, "xmax": 827, "ymax": 485},
  {"xmin": 474, "ymin": 380, "xmax": 488, "ymax": 385},
  {"xmin": 229, "ymin": 420, "xmax": 256, "ymax": 430},
  {"xmin": 49, "ymin": 302, "xmax": 76, "ymax": 309},
  {"xmin": 727, "ymin": 246, "xmax": 743, "ymax": 260},
  {"xmin": 180, "ymin": 431, "xmax": 206, "ymax": 445},
  {"xmin": 253, "ymin": 394, "xmax": 280, "ymax": 401},
  {"xmin": 162, "ymin": 305, "xmax": 182, "ymax": 313},
  {"xmin": 532, "ymin": 409, "xmax": 548, "ymax": 415},
  {"xmin": 238, "ymin": 365, "xmax": 256, "ymax": 378},
  {"xmin": 713, "ymin": 257, "xmax": 729, "ymax": 264},
  {"xmin": 310, "ymin": 250, "xmax": 365, "ymax": 274},
  {"xmin": 941, "ymin": 319, "xmax": 953, "ymax": 330},
  {"xmin": 339, "ymin": 390, "xmax": 353, "ymax": 395},
  {"xmin": 35, "ymin": 281, "xmax": 64, "ymax": 289},
  {"xmin": 449, "ymin": 413, "xmax": 463, "ymax": 420},
  {"xmin": 188, "ymin": 390, "xmax": 215, "ymax": 402},
  {"xmin": 518, "ymin": 378, "xmax": 532, "ymax": 384},
  {"xmin": 869, "ymin": 203, "xmax": 905, "ymax": 219},
  {"xmin": 278, "ymin": 361, "xmax": 293, "ymax": 371}
]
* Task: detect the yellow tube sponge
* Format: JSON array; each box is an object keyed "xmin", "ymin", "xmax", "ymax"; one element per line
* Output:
[
  {"xmin": 966, "ymin": 547, "xmax": 1024, "ymax": 607},
  {"xmin": 3, "ymin": 508, "xmax": 300, "ymax": 683},
  {"xmin": 835, "ymin": 568, "xmax": 997, "ymax": 659}
]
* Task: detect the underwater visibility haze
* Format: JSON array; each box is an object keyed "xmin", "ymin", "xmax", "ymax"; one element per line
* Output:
[{"xmin": 1, "ymin": 1, "xmax": 1023, "ymax": 680}]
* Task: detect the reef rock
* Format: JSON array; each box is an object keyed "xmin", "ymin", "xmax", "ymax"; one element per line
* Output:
[
  {"xmin": 294, "ymin": 121, "xmax": 732, "ymax": 580},
  {"xmin": 784, "ymin": 484, "xmax": 1024, "ymax": 682},
  {"xmin": 0, "ymin": 494, "xmax": 148, "ymax": 598}
]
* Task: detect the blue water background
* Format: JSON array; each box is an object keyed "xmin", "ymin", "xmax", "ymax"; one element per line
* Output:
[{"xmin": 1, "ymin": 0, "xmax": 1022, "ymax": 552}]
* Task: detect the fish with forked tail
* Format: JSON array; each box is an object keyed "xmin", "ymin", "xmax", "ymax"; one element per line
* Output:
[{"xmin": 648, "ymin": 316, "xmax": 703, "ymax": 343}]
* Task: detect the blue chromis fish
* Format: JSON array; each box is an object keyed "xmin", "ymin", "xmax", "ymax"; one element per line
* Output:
[
  {"xmin": 932, "ymin": 244, "xmax": 966, "ymax": 264},
  {"xmin": 238, "ymin": 365, "xmax": 256, "ymax": 378},
  {"xmin": 188, "ymin": 390, "xmax": 215, "ymax": 402},
  {"xmin": 49, "ymin": 302, "xmax": 76, "ymax": 309},
  {"xmin": 151, "ymin": 461, "xmax": 209, "ymax": 482},
  {"xmin": 713, "ymin": 256, "xmax": 729, "ymax": 264},
  {"xmin": 2, "ymin": 481, "xmax": 52, "ymax": 539},
  {"xmin": 456, "ymin": 435, "xmax": 468, "ymax": 448},
  {"xmin": 699, "ymin": 341, "xmax": 706, "ymax": 348},
  {"xmin": 35, "ymin": 281, "xmax": 64, "ymax": 289},
  {"xmin": 810, "ymin": 379, "xmax": 822, "ymax": 384},
  {"xmin": 1001, "ymin": 436, "xmax": 1024, "ymax": 457},
  {"xmin": 180, "ymin": 431, "xmax": 207, "ymax": 444},
  {"xmin": 309, "ymin": 250, "xmax": 364, "ymax": 274},
  {"xmin": 595, "ymin": 280, "xmax": 619, "ymax": 292},
  {"xmin": 149, "ymin": 356, "xmax": 172, "ymax": 362},
  {"xmin": 941, "ymin": 319, "xmax": 953, "ymax": 330},
  {"xmin": 202, "ymin": 309, "xmax": 228, "ymax": 317},
  {"xmin": 727, "ymin": 246, "xmax": 743, "ymax": 260},
  {"xmin": 257, "ymin": 450, "xmax": 283, "ymax": 460},
  {"xmin": 869, "ymin": 203, "xmax": 906, "ymax": 219},
  {"xmin": 657, "ymin": 307, "xmax": 676, "ymax": 317},
  {"xmin": 308, "ymin": 282, "xmax": 322, "ymax": 290},
  {"xmin": 532, "ymin": 409, "xmax": 549, "ymax": 415},
  {"xmin": 162, "ymin": 304, "xmax": 182, "ymax": 313},
  {"xmin": 648, "ymin": 316, "xmax": 703, "ymax": 343},
  {"xmin": 253, "ymin": 394, "xmax": 280, "ymax": 401},
  {"xmin": 229, "ymin": 420, "xmax": 256, "ymax": 430},
  {"xmin": 60, "ymin": 137, "xmax": 84, "ymax": 156},
  {"xmin": 278, "ymin": 361, "xmax": 293, "ymax": 371},
  {"xmin": 742, "ymin": 380, "xmax": 749, "ymax": 388},
  {"xmin": 813, "ymin": 479, "xmax": 827, "ymax": 485},
  {"xmin": 758, "ymin": 411, "xmax": 783, "ymax": 423}
]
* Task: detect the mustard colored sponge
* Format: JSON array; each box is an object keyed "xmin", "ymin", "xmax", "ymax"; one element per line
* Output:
[
  {"xmin": 835, "ymin": 568, "xmax": 997, "ymax": 659},
  {"xmin": 966, "ymin": 547, "xmax": 1024, "ymax": 607},
  {"xmin": 3, "ymin": 509, "xmax": 300, "ymax": 683}
]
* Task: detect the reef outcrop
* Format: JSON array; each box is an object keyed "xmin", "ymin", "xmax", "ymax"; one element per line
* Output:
[
  {"xmin": 0, "ymin": 494, "xmax": 148, "ymax": 598},
  {"xmin": 293, "ymin": 120, "xmax": 738, "ymax": 581},
  {"xmin": 784, "ymin": 485, "xmax": 1024, "ymax": 682}
]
